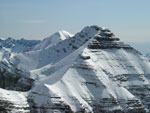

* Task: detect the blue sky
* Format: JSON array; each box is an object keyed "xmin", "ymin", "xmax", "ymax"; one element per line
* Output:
[{"xmin": 0, "ymin": 0, "xmax": 150, "ymax": 53}]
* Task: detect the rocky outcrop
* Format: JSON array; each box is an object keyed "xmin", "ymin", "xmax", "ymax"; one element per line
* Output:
[
  {"xmin": 0, "ymin": 61, "xmax": 34, "ymax": 91},
  {"xmin": 0, "ymin": 72, "xmax": 33, "ymax": 92},
  {"xmin": 0, "ymin": 99, "xmax": 30, "ymax": 113},
  {"xmin": 88, "ymin": 28, "xmax": 133, "ymax": 50},
  {"xmin": 0, "ymin": 88, "xmax": 30, "ymax": 113},
  {"xmin": 28, "ymin": 98, "xmax": 73, "ymax": 113}
]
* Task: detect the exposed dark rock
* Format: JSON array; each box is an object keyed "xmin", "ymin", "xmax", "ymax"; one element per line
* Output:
[
  {"xmin": 0, "ymin": 99, "xmax": 30, "ymax": 113},
  {"xmin": 0, "ymin": 62, "xmax": 34, "ymax": 91}
]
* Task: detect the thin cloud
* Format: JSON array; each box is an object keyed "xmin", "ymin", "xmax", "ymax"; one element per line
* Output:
[{"xmin": 23, "ymin": 20, "xmax": 45, "ymax": 24}]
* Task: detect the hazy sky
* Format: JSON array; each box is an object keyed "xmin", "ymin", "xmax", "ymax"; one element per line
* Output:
[{"xmin": 0, "ymin": 0, "xmax": 150, "ymax": 44}]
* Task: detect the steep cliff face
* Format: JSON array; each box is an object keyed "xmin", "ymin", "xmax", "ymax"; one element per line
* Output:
[{"xmin": 0, "ymin": 26, "xmax": 150, "ymax": 113}]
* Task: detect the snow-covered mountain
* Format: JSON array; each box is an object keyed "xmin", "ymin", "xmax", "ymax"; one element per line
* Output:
[
  {"xmin": 0, "ymin": 25, "xmax": 150, "ymax": 113},
  {"xmin": 9, "ymin": 31, "xmax": 73, "ymax": 71},
  {"xmin": 0, "ymin": 37, "xmax": 41, "ymax": 53},
  {"xmin": 0, "ymin": 37, "xmax": 40, "ymax": 60},
  {"xmin": 33, "ymin": 30, "xmax": 73, "ymax": 51}
]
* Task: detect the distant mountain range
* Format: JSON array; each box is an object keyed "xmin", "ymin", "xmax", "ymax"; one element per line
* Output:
[
  {"xmin": 0, "ymin": 37, "xmax": 40, "ymax": 61},
  {"xmin": 0, "ymin": 26, "xmax": 150, "ymax": 113}
]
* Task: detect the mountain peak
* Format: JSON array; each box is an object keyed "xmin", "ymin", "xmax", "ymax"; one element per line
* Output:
[
  {"xmin": 77, "ymin": 25, "xmax": 114, "ymax": 40},
  {"xmin": 57, "ymin": 30, "xmax": 73, "ymax": 40},
  {"xmin": 81, "ymin": 25, "xmax": 110, "ymax": 34},
  {"xmin": 33, "ymin": 30, "xmax": 73, "ymax": 50}
]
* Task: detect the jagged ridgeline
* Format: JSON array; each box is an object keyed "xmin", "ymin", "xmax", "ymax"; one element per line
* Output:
[{"xmin": 0, "ymin": 25, "xmax": 150, "ymax": 113}]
